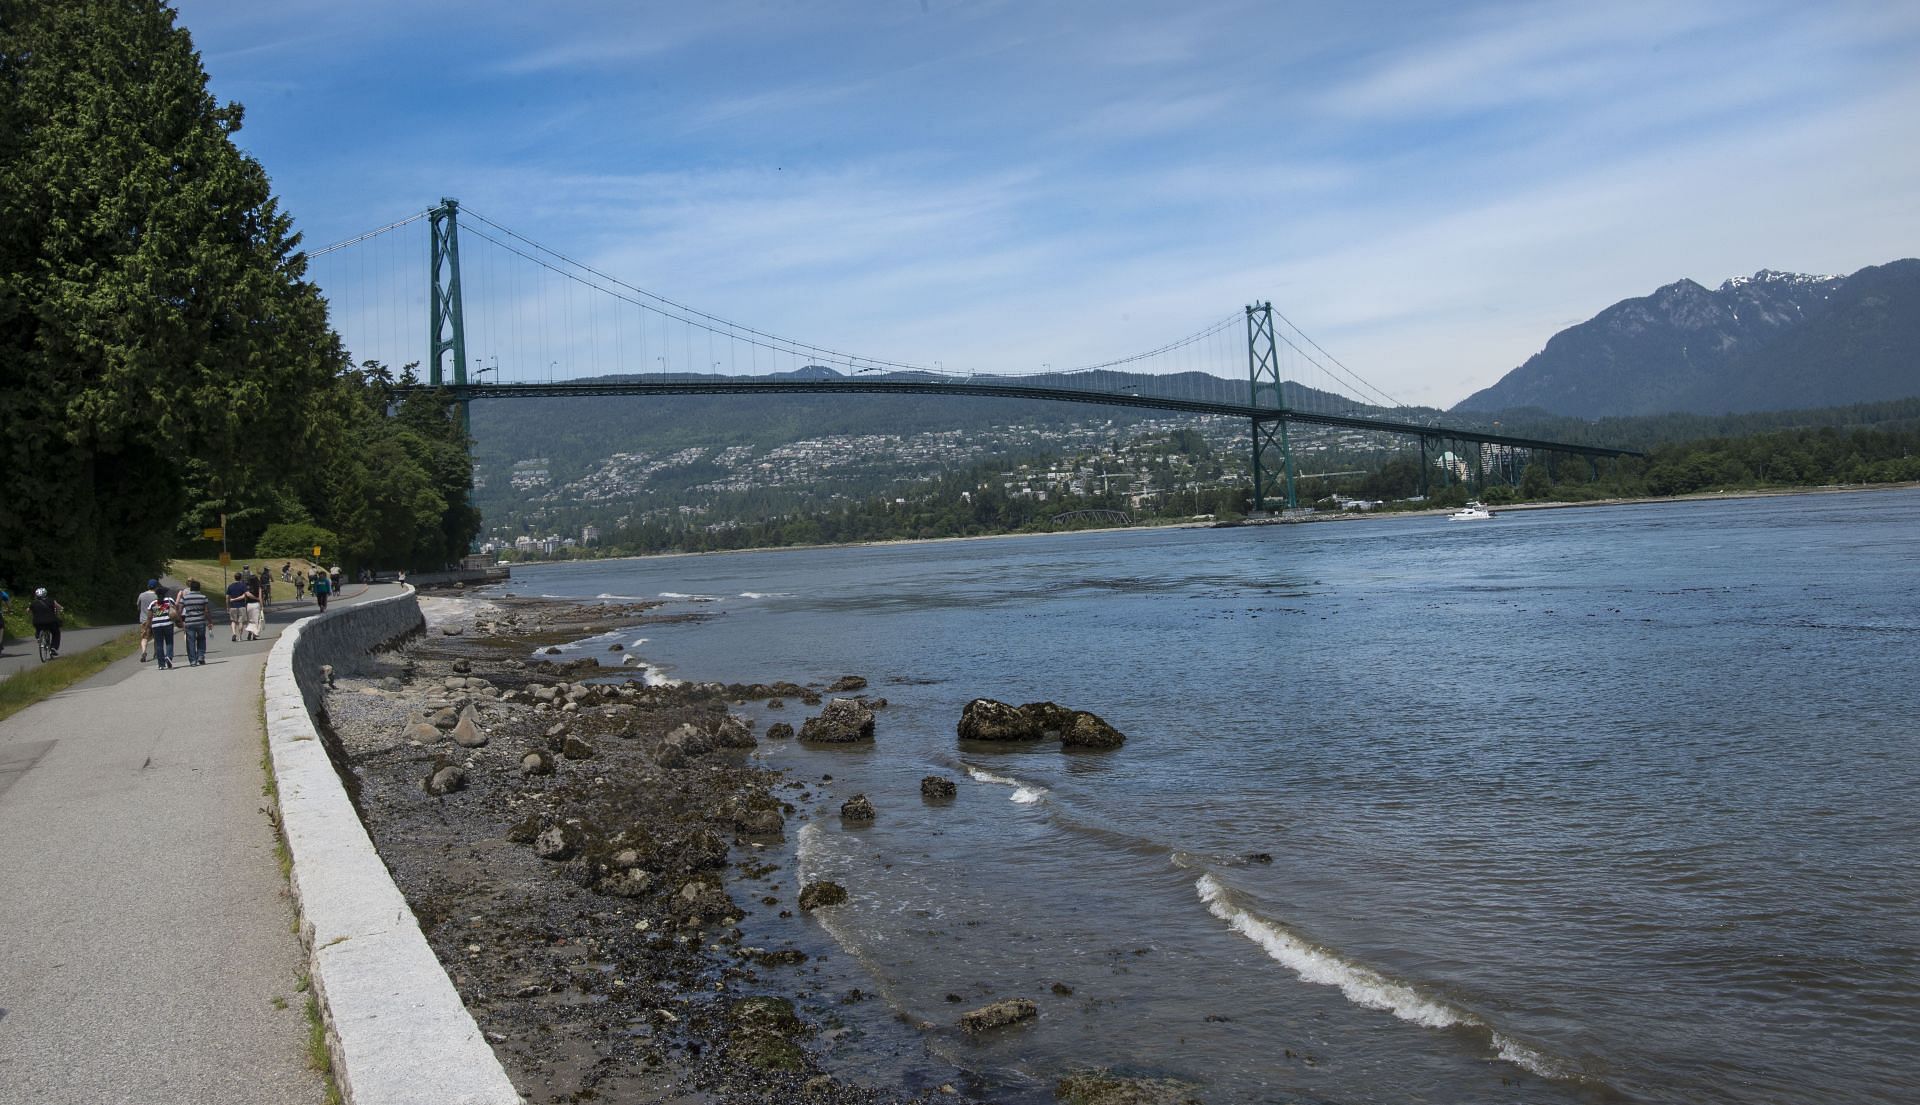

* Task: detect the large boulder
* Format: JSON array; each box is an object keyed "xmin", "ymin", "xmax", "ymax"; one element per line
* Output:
[
  {"xmin": 714, "ymin": 714, "xmax": 758, "ymax": 749},
  {"xmin": 449, "ymin": 706, "xmax": 488, "ymax": 748},
  {"xmin": 727, "ymin": 995, "xmax": 807, "ymax": 1072},
  {"xmin": 826, "ymin": 675, "xmax": 868, "ymax": 692},
  {"xmin": 840, "ymin": 794, "xmax": 876, "ymax": 822},
  {"xmin": 765, "ymin": 721, "xmax": 795, "ymax": 740},
  {"xmin": 958, "ymin": 698, "xmax": 1044, "ymax": 742},
  {"xmin": 920, "ymin": 775, "xmax": 957, "ymax": 801},
  {"xmin": 798, "ymin": 880, "xmax": 847, "ymax": 910},
  {"xmin": 1019, "ymin": 701, "xmax": 1076, "ymax": 739},
  {"xmin": 799, "ymin": 699, "xmax": 875, "ymax": 743},
  {"xmin": 959, "ymin": 998, "xmax": 1037, "ymax": 1033},
  {"xmin": 423, "ymin": 765, "xmax": 466, "ymax": 796},
  {"xmin": 1055, "ymin": 1072, "xmax": 1205, "ymax": 1105},
  {"xmin": 1061, "ymin": 710, "xmax": 1126, "ymax": 750}
]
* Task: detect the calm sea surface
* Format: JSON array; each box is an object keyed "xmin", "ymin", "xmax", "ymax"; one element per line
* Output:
[{"xmin": 491, "ymin": 490, "xmax": 1920, "ymax": 1104}]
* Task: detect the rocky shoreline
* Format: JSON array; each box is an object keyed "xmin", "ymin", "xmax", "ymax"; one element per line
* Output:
[{"xmin": 319, "ymin": 595, "xmax": 1181, "ymax": 1105}]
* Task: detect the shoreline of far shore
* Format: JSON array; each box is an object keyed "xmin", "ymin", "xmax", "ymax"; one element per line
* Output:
[{"xmin": 477, "ymin": 480, "xmax": 1920, "ymax": 575}]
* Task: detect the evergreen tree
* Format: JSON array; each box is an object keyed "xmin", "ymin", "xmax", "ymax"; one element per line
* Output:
[{"xmin": 0, "ymin": 0, "xmax": 340, "ymax": 611}]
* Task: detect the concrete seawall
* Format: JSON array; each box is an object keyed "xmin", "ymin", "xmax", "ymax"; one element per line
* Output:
[{"xmin": 263, "ymin": 588, "xmax": 519, "ymax": 1105}]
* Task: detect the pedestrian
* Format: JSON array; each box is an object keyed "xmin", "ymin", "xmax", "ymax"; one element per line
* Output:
[
  {"xmin": 225, "ymin": 573, "xmax": 251, "ymax": 641},
  {"xmin": 178, "ymin": 579, "xmax": 210, "ymax": 665},
  {"xmin": 245, "ymin": 573, "xmax": 265, "ymax": 640},
  {"xmin": 145, "ymin": 586, "xmax": 177, "ymax": 669},
  {"xmin": 397, "ymin": 569, "xmax": 407, "ymax": 587},
  {"xmin": 137, "ymin": 578, "xmax": 160, "ymax": 662},
  {"xmin": 311, "ymin": 567, "xmax": 332, "ymax": 612},
  {"xmin": 281, "ymin": 562, "xmax": 292, "ymax": 583},
  {"xmin": 294, "ymin": 570, "xmax": 307, "ymax": 601},
  {"xmin": 259, "ymin": 567, "xmax": 272, "ymax": 608},
  {"xmin": 29, "ymin": 587, "xmax": 63, "ymax": 656}
]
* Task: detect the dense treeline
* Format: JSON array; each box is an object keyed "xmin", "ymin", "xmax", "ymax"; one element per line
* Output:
[{"xmin": 0, "ymin": 1, "xmax": 474, "ymax": 616}]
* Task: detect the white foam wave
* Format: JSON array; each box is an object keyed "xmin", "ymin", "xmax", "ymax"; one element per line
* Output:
[
  {"xmin": 963, "ymin": 764, "xmax": 1049, "ymax": 804},
  {"xmin": 964, "ymin": 765, "xmax": 1016, "ymax": 786},
  {"xmin": 593, "ymin": 592, "xmax": 652, "ymax": 600},
  {"xmin": 658, "ymin": 591, "xmax": 718, "ymax": 601},
  {"xmin": 1194, "ymin": 874, "xmax": 1567, "ymax": 1078},
  {"xmin": 737, "ymin": 591, "xmax": 792, "ymax": 599}
]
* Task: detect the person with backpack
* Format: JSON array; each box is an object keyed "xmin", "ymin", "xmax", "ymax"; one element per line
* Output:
[
  {"xmin": 28, "ymin": 587, "xmax": 62, "ymax": 657},
  {"xmin": 145, "ymin": 586, "xmax": 178, "ymax": 669},
  {"xmin": 310, "ymin": 568, "xmax": 332, "ymax": 612},
  {"xmin": 177, "ymin": 579, "xmax": 211, "ymax": 665}
]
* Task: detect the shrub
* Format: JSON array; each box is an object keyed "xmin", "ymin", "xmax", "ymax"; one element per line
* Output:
[{"xmin": 255, "ymin": 523, "xmax": 341, "ymax": 563}]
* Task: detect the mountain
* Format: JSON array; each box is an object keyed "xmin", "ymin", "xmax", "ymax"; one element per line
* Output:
[{"xmin": 1453, "ymin": 260, "xmax": 1920, "ymax": 418}]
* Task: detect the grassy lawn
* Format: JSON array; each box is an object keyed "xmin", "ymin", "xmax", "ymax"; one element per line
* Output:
[
  {"xmin": 167, "ymin": 557, "xmax": 324, "ymax": 589},
  {"xmin": 0, "ymin": 629, "xmax": 142, "ymax": 724}
]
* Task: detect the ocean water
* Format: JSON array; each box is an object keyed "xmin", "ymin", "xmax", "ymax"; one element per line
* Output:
[{"xmin": 491, "ymin": 490, "xmax": 1920, "ymax": 1104}]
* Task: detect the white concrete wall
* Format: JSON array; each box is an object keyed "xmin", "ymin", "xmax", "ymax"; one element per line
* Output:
[{"xmin": 264, "ymin": 589, "xmax": 520, "ymax": 1105}]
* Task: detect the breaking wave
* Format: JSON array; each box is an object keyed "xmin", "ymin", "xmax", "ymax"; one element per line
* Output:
[
  {"xmin": 963, "ymin": 764, "xmax": 1049, "ymax": 804},
  {"xmin": 738, "ymin": 591, "xmax": 792, "ymax": 599},
  {"xmin": 1194, "ymin": 874, "xmax": 1575, "ymax": 1081},
  {"xmin": 658, "ymin": 591, "xmax": 719, "ymax": 602}
]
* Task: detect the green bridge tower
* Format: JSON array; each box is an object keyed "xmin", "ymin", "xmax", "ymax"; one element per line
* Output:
[
  {"xmin": 429, "ymin": 198, "xmax": 470, "ymax": 430},
  {"xmin": 1245, "ymin": 301, "xmax": 1297, "ymax": 513}
]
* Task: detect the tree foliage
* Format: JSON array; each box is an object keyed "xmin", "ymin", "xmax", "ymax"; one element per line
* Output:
[
  {"xmin": 0, "ymin": 0, "xmax": 339, "ymax": 611},
  {"xmin": 0, "ymin": 3, "xmax": 477, "ymax": 611}
]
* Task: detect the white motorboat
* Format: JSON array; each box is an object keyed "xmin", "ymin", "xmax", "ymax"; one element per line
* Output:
[{"xmin": 1448, "ymin": 502, "xmax": 1494, "ymax": 521}]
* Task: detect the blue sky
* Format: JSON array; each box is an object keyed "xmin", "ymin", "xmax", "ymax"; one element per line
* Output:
[{"xmin": 174, "ymin": 0, "xmax": 1920, "ymax": 407}]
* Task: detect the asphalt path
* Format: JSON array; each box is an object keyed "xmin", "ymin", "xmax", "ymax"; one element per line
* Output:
[
  {"xmin": 0, "ymin": 623, "xmax": 133, "ymax": 681},
  {"xmin": 0, "ymin": 583, "xmax": 397, "ymax": 1104}
]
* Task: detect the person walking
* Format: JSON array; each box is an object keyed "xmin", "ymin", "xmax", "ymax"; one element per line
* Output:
[
  {"xmin": 294, "ymin": 570, "xmax": 307, "ymax": 601},
  {"xmin": 28, "ymin": 587, "xmax": 62, "ymax": 657},
  {"xmin": 177, "ymin": 579, "xmax": 210, "ymax": 666},
  {"xmin": 225, "ymin": 574, "xmax": 251, "ymax": 641},
  {"xmin": 137, "ymin": 578, "xmax": 160, "ymax": 662},
  {"xmin": 258, "ymin": 568, "xmax": 272, "ymax": 608},
  {"xmin": 145, "ymin": 586, "xmax": 178, "ymax": 669},
  {"xmin": 310, "ymin": 568, "xmax": 332, "ymax": 613},
  {"xmin": 244, "ymin": 573, "xmax": 265, "ymax": 641}
]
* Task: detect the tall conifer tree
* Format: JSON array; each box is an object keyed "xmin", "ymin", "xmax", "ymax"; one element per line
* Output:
[{"xmin": 0, "ymin": 0, "xmax": 340, "ymax": 610}]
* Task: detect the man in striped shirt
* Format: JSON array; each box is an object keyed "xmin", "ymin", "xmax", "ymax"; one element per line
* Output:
[{"xmin": 177, "ymin": 580, "xmax": 211, "ymax": 666}]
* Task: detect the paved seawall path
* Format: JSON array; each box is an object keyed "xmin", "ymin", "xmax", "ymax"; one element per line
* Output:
[{"xmin": 0, "ymin": 584, "xmax": 397, "ymax": 1104}]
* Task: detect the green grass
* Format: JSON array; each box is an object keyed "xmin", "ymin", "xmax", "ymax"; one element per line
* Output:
[{"xmin": 0, "ymin": 630, "xmax": 141, "ymax": 724}]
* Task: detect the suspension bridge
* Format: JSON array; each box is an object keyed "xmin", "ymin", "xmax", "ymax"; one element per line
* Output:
[{"xmin": 310, "ymin": 198, "xmax": 1641, "ymax": 514}]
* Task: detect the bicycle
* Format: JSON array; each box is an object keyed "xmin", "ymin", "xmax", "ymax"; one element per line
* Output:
[{"xmin": 37, "ymin": 626, "xmax": 55, "ymax": 663}]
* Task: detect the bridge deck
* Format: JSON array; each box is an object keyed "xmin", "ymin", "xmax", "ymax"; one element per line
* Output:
[{"xmin": 425, "ymin": 378, "xmax": 1642, "ymax": 459}]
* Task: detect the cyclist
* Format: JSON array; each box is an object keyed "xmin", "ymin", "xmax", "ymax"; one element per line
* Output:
[{"xmin": 29, "ymin": 587, "xmax": 63, "ymax": 658}]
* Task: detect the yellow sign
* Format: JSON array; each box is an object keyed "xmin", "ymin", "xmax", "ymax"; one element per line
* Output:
[
  {"xmin": 312, "ymin": 546, "xmax": 323, "ymax": 558},
  {"xmin": 219, "ymin": 551, "xmax": 231, "ymax": 567},
  {"xmin": 202, "ymin": 527, "xmax": 224, "ymax": 540}
]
